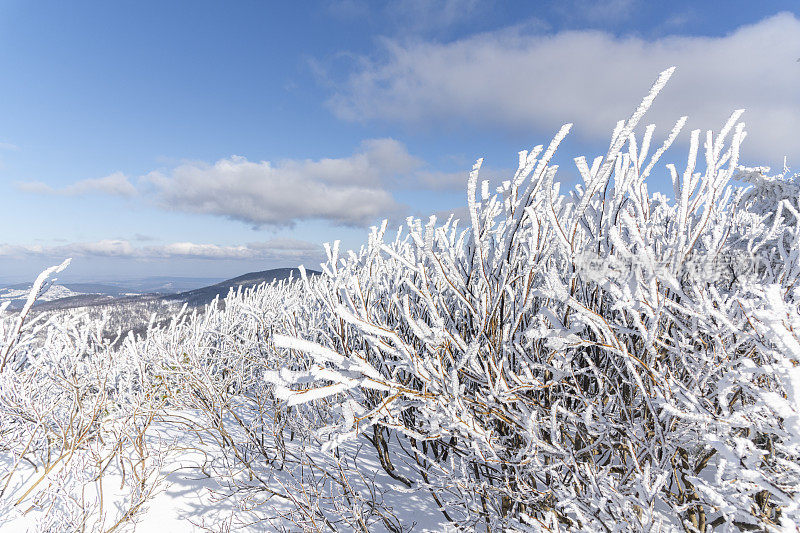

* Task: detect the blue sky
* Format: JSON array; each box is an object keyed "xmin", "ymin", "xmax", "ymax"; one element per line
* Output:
[{"xmin": 0, "ymin": 0, "xmax": 798, "ymax": 282}]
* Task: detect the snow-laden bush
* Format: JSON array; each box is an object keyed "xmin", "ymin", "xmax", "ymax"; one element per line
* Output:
[
  {"xmin": 2, "ymin": 66, "xmax": 799, "ymax": 532},
  {"xmin": 0, "ymin": 261, "xmax": 172, "ymax": 531},
  {"xmin": 2, "ymin": 270, "xmax": 399, "ymax": 531},
  {"xmin": 270, "ymin": 67, "xmax": 800, "ymax": 532}
]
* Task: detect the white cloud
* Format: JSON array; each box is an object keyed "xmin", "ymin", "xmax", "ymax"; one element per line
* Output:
[
  {"xmin": 386, "ymin": 0, "xmax": 484, "ymax": 32},
  {"xmin": 432, "ymin": 205, "xmax": 470, "ymax": 224},
  {"xmin": 555, "ymin": 0, "xmax": 637, "ymax": 23},
  {"xmin": 0, "ymin": 239, "xmax": 325, "ymax": 263},
  {"xmin": 661, "ymin": 12, "xmax": 692, "ymax": 30},
  {"xmin": 327, "ymin": 0, "xmax": 486, "ymax": 32},
  {"xmin": 67, "ymin": 240, "xmax": 136, "ymax": 257},
  {"xmin": 17, "ymin": 172, "xmax": 136, "ymax": 197},
  {"xmin": 153, "ymin": 242, "xmax": 258, "ymax": 260},
  {"xmin": 329, "ymin": 13, "xmax": 800, "ymax": 165},
  {"xmin": 145, "ymin": 139, "xmax": 419, "ymax": 227},
  {"xmin": 413, "ymin": 165, "xmax": 512, "ymax": 190},
  {"xmin": 413, "ymin": 169, "xmax": 470, "ymax": 190},
  {"xmin": 246, "ymin": 238, "xmax": 323, "ymax": 252},
  {"xmin": 326, "ymin": 0, "xmax": 369, "ymax": 19},
  {"xmin": 11, "ymin": 138, "xmax": 479, "ymax": 227},
  {"xmin": 0, "ymin": 141, "xmax": 19, "ymax": 151}
]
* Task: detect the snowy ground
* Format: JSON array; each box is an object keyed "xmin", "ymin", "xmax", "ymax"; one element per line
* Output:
[{"xmin": 0, "ymin": 409, "xmax": 447, "ymax": 532}]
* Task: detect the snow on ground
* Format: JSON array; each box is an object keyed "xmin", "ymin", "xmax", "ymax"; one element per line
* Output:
[{"xmin": 0, "ymin": 409, "xmax": 448, "ymax": 532}]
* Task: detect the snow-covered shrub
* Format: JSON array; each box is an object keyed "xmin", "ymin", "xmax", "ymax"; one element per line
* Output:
[
  {"xmin": 0, "ymin": 261, "xmax": 173, "ymax": 531},
  {"xmin": 271, "ymin": 67, "xmax": 800, "ymax": 532},
  {"xmin": 141, "ymin": 279, "xmax": 409, "ymax": 531}
]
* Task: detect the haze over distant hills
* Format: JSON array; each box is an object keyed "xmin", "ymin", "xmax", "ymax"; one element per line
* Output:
[
  {"xmin": 0, "ymin": 268, "xmax": 317, "ymax": 311},
  {"xmin": 101, "ymin": 276, "xmax": 227, "ymax": 293}
]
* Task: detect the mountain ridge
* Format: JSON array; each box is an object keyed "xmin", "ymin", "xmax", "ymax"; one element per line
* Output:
[
  {"xmin": 2, "ymin": 267, "xmax": 320, "ymax": 312},
  {"xmin": 163, "ymin": 267, "xmax": 318, "ymax": 307}
]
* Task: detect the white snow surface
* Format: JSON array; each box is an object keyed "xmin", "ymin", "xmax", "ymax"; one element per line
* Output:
[{"xmin": 0, "ymin": 410, "xmax": 445, "ymax": 532}]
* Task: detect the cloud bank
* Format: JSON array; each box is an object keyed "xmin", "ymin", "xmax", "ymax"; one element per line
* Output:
[
  {"xmin": 328, "ymin": 0, "xmax": 485, "ymax": 33},
  {"xmin": 329, "ymin": 13, "xmax": 800, "ymax": 165},
  {"xmin": 144, "ymin": 139, "xmax": 421, "ymax": 227},
  {"xmin": 21, "ymin": 138, "xmax": 486, "ymax": 228},
  {"xmin": 17, "ymin": 172, "xmax": 137, "ymax": 197},
  {"xmin": 0, "ymin": 238, "xmax": 324, "ymax": 263}
]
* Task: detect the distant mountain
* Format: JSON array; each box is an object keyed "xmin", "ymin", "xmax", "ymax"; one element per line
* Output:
[
  {"xmin": 1, "ymin": 282, "xmax": 146, "ymax": 310},
  {"xmin": 27, "ymin": 293, "xmax": 124, "ymax": 312},
  {"xmin": 2, "ymin": 268, "xmax": 320, "ymax": 313},
  {"xmin": 110, "ymin": 277, "xmax": 224, "ymax": 293},
  {"xmin": 0, "ymin": 283, "xmax": 96, "ymax": 309},
  {"xmin": 60, "ymin": 283, "xmax": 143, "ymax": 297},
  {"xmin": 0, "ymin": 276, "xmax": 224, "ymax": 310},
  {"xmin": 1, "ymin": 283, "xmax": 81, "ymax": 303},
  {"xmin": 163, "ymin": 267, "xmax": 318, "ymax": 307}
]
